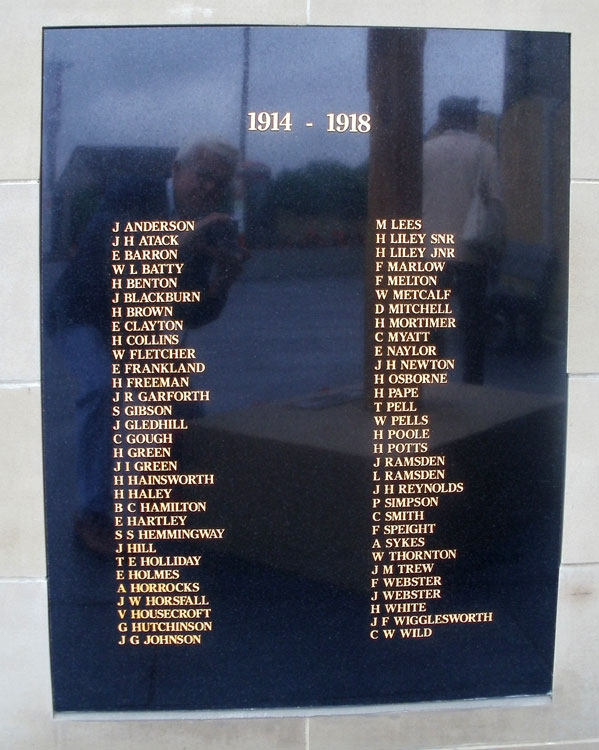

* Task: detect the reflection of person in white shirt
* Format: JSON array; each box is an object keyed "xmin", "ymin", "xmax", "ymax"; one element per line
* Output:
[{"xmin": 424, "ymin": 96, "xmax": 504, "ymax": 384}]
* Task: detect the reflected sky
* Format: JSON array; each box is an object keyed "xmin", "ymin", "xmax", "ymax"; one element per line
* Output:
[
  {"xmin": 424, "ymin": 30, "xmax": 504, "ymax": 131},
  {"xmin": 46, "ymin": 27, "xmax": 369, "ymax": 174},
  {"xmin": 45, "ymin": 26, "xmax": 505, "ymax": 176}
]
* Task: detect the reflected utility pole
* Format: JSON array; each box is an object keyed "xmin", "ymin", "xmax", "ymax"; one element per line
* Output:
[
  {"xmin": 237, "ymin": 27, "xmax": 251, "ymax": 244},
  {"xmin": 239, "ymin": 27, "xmax": 250, "ymax": 162}
]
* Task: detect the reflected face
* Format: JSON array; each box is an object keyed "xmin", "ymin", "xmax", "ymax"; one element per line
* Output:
[{"xmin": 172, "ymin": 149, "xmax": 234, "ymax": 218}]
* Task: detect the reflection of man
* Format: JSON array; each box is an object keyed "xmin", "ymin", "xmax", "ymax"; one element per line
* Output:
[
  {"xmin": 50, "ymin": 139, "xmax": 245, "ymax": 554},
  {"xmin": 423, "ymin": 97, "xmax": 503, "ymax": 383}
]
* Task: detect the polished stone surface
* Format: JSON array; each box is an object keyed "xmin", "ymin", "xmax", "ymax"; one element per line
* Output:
[
  {"xmin": 40, "ymin": 24, "xmax": 569, "ymax": 713},
  {"xmin": 1, "ymin": 0, "xmax": 599, "ymax": 747}
]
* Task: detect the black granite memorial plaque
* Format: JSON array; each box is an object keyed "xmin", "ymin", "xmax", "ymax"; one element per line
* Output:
[{"xmin": 41, "ymin": 26, "xmax": 569, "ymax": 711}]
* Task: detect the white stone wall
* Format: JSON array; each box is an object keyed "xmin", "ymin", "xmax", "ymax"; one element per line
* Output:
[{"xmin": 1, "ymin": 2, "xmax": 597, "ymax": 748}]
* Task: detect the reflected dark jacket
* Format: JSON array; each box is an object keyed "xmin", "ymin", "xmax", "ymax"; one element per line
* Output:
[{"xmin": 49, "ymin": 177, "xmax": 232, "ymax": 336}]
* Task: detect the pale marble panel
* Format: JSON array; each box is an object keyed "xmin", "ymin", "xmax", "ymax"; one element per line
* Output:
[
  {"xmin": 55, "ymin": 716, "xmax": 306, "ymax": 750},
  {"xmin": 568, "ymin": 182, "xmax": 599, "ymax": 374},
  {"xmin": 308, "ymin": 564, "xmax": 599, "ymax": 749},
  {"xmin": 310, "ymin": 0, "xmax": 572, "ymax": 28},
  {"xmin": 0, "ymin": 183, "xmax": 40, "ymax": 383},
  {"xmin": 0, "ymin": 583, "xmax": 307, "ymax": 749},
  {"xmin": 404, "ymin": 742, "xmax": 599, "ymax": 749},
  {"xmin": 0, "ymin": 582, "xmax": 54, "ymax": 749},
  {"xmin": 500, "ymin": 744, "xmax": 599, "ymax": 750},
  {"xmin": 0, "ymin": 1, "xmax": 306, "ymax": 179},
  {"xmin": 0, "ymin": 386, "xmax": 45, "ymax": 578},
  {"xmin": 562, "ymin": 377, "xmax": 599, "ymax": 563}
]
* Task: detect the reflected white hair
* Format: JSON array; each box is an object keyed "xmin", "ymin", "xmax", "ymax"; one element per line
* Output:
[{"xmin": 175, "ymin": 138, "xmax": 238, "ymax": 171}]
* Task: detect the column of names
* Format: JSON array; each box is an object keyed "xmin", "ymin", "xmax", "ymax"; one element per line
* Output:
[
  {"xmin": 110, "ymin": 219, "xmax": 223, "ymax": 647},
  {"xmin": 369, "ymin": 217, "xmax": 493, "ymax": 641}
]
